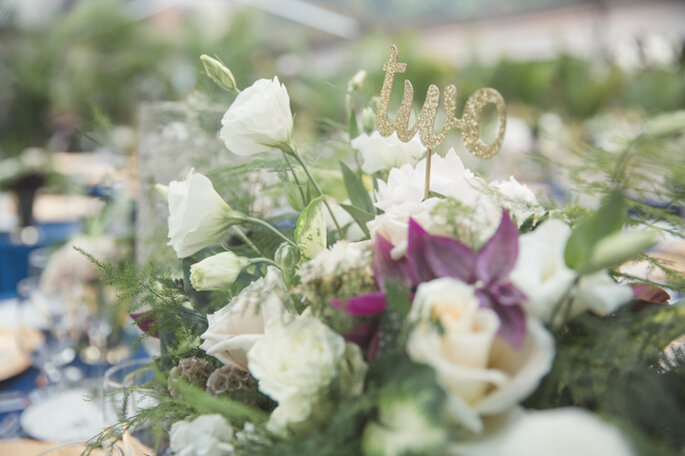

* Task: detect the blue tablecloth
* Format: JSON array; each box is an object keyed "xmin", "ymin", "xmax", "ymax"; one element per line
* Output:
[{"xmin": 0, "ymin": 222, "xmax": 81, "ymax": 296}]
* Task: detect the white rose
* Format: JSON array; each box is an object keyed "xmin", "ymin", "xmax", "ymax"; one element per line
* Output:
[
  {"xmin": 351, "ymin": 131, "xmax": 425, "ymax": 174},
  {"xmin": 510, "ymin": 219, "xmax": 633, "ymax": 323},
  {"xmin": 371, "ymin": 149, "xmax": 501, "ymax": 251},
  {"xmin": 407, "ymin": 278, "xmax": 555, "ymax": 433},
  {"xmin": 169, "ymin": 414, "xmax": 235, "ymax": 456},
  {"xmin": 490, "ymin": 176, "xmax": 543, "ymax": 224},
  {"xmin": 367, "ymin": 199, "xmax": 439, "ymax": 258},
  {"xmin": 451, "ymin": 407, "xmax": 635, "ymax": 456},
  {"xmin": 190, "ymin": 251, "xmax": 249, "ymax": 291},
  {"xmin": 298, "ymin": 239, "xmax": 372, "ymax": 284},
  {"xmin": 247, "ymin": 313, "xmax": 367, "ymax": 433},
  {"xmin": 220, "ymin": 76, "xmax": 293, "ymax": 156},
  {"xmin": 200, "ymin": 267, "xmax": 288, "ymax": 370},
  {"xmin": 167, "ymin": 169, "xmax": 242, "ymax": 259}
]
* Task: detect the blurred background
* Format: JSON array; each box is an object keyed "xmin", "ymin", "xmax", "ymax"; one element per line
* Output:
[{"xmin": 0, "ymin": 0, "xmax": 683, "ymax": 452}]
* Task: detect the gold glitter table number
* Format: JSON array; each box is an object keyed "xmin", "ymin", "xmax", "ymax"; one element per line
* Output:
[{"xmin": 376, "ymin": 44, "xmax": 507, "ymax": 199}]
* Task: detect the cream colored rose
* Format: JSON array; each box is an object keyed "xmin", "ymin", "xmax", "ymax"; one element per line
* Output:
[
  {"xmin": 200, "ymin": 267, "xmax": 288, "ymax": 370},
  {"xmin": 167, "ymin": 169, "xmax": 242, "ymax": 259},
  {"xmin": 407, "ymin": 278, "xmax": 555, "ymax": 433},
  {"xmin": 247, "ymin": 313, "xmax": 367, "ymax": 433},
  {"xmin": 190, "ymin": 251, "xmax": 249, "ymax": 291},
  {"xmin": 351, "ymin": 131, "xmax": 425, "ymax": 174},
  {"xmin": 220, "ymin": 76, "xmax": 293, "ymax": 156}
]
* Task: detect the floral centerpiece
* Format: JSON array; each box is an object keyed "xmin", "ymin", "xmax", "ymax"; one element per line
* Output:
[{"xmin": 91, "ymin": 50, "xmax": 685, "ymax": 456}]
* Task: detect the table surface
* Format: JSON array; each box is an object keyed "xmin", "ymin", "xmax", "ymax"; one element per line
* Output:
[{"xmin": 0, "ymin": 297, "xmax": 151, "ymax": 442}]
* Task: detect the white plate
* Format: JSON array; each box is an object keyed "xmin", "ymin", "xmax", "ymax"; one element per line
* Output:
[
  {"xmin": 21, "ymin": 388, "xmax": 104, "ymax": 441},
  {"xmin": 0, "ymin": 298, "xmax": 48, "ymax": 330}
]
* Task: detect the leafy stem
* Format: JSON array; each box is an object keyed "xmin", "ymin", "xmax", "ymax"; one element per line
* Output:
[
  {"xmin": 243, "ymin": 257, "xmax": 281, "ymax": 270},
  {"xmin": 285, "ymin": 144, "xmax": 345, "ymax": 238},
  {"xmin": 281, "ymin": 150, "xmax": 307, "ymax": 206}
]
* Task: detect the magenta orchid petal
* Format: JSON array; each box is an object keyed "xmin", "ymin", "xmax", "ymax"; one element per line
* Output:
[
  {"xmin": 342, "ymin": 320, "xmax": 380, "ymax": 349},
  {"xmin": 130, "ymin": 311, "xmax": 159, "ymax": 338},
  {"xmin": 407, "ymin": 219, "xmax": 440, "ymax": 286},
  {"xmin": 373, "ymin": 234, "xmax": 411, "ymax": 291},
  {"xmin": 423, "ymin": 234, "xmax": 478, "ymax": 283},
  {"xmin": 476, "ymin": 209, "xmax": 519, "ymax": 285},
  {"xmin": 367, "ymin": 329, "xmax": 381, "ymax": 363},
  {"xmin": 475, "ymin": 289, "xmax": 526, "ymax": 348},
  {"xmin": 332, "ymin": 291, "xmax": 387, "ymax": 316}
]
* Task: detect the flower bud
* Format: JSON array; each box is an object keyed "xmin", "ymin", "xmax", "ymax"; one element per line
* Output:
[
  {"xmin": 190, "ymin": 251, "xmax": 249, "ymax": 291},
  {"xmin": 200, "ymin": 55, "xmax": 238, "ymax": 93},
  {"xmin": 347, "ymin": 70, "xmax": 367, "ymax": 92},
  {"xmin": 154, "ymin": 183, "xmax": 169, "ymax": 200},
  {"xmin": 274, "ymin": 242, "xmax": 300, "ymax": 270},
  {"xmin": 360, "ymin": 107, "xmax": 376, "ymax": 134},
  {"xmin": 587, "ymin": 229, "xmax": 658, "ymax": 273}
]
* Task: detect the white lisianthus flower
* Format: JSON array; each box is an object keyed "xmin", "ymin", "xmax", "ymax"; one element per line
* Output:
[
  {"xmin": 200, "ymin": 267, "xmax": 288, "ymax": 370},
  {"xmin": 167, "ymin": 169, "xmax": 242, "ymax": 259},
  {"xmin": 220, "ymin": 77, "xmax": 293, "ymax": 156},
  {"xmin": 351, "ymin": 131, "xmax": 425, "ymax": 174},
  {"xmin": 190, "ymin": 251, "xmax": 250, "ymax": 291},
  {"xmin": 247, "ymin": 313, "xmax": 367, "ymax": 433},
  {"xmin": 407, "ymin": 278, "xmax": 555, "ymax": 433},
  {"xmin": 575, "ymin": 271, "xmax": 634, "ymax": 316},
  {"xmin": 450, "ymin": 407, "xmax": 635, "ymax": 456},
  {"xmin": 509, "ymin": 219, "xmax": 576, "ymax": 322},
  {"xmin": 510, "ymin": 219, "xmax": 633, "ymax": 323},
  {"xmin": 169, "ymin": 414, "xmax": 235, "ymax": 456}
]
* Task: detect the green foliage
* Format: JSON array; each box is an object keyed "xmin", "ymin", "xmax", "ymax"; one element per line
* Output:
[
  {"xmin": 527, "ymin": 304, "xmax": 685, "ymax": 454},
  {"xmin": 295, "ymin": 196, "xmax": 326, "ymax": 259}
]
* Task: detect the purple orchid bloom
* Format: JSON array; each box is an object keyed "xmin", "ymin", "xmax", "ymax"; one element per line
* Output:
[
  {"xmin": 404, "ymin": 209, "xmax": 526, "ymax": 347},
  {"xmin": 334, "ymin": 208, "xmax": 527, "ymax": 349}
]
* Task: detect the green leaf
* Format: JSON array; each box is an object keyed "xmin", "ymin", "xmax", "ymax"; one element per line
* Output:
[
  {"xmin": 340, "ymin": 203, "xmax": 373, "ymax": 238},
  {"xmin": 176, "ymin": 381, "xmax": 268, "ymax": 425},
  {"xmin": 295, "ymin": 196, "xmax": 327, "ymax": 259},
  {"xmin": 564, "ymin": 191, "xmax": 625, "ymax": 272},
  {"xmin": 340, "ymin": 161, "xmax": 374, "ymax": 214}
]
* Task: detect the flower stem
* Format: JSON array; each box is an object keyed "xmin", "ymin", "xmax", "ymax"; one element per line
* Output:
[
  {"xmin": 281, "ymin": 150, "xmax": 306, "ymax": 206},
  {"xmin": 289, "ymin": 148, "xmax": 345, "ymax": 238},
  {"xmin": 550, "ymin": 275, "xmax": 580, "ymax": 329},
  {"xmin": 242, "ymin": 216, "xmax": 297, "ymax": 248},
  {"xmin": 230, "ymin": 226, "xmax": 263, "ymax": 256},
  {"xmin": 244, "ymin": 257, "xmax": 281, "ymax": 270}
]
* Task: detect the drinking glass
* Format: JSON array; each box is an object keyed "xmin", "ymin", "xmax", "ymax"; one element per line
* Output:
[
  {"xmin": 16, "ymin": 277, "xmax": 78, "ymax": 386},
  {"xmin": 103, "ymin": 358, "xmax": 159, "ymax": 452}
]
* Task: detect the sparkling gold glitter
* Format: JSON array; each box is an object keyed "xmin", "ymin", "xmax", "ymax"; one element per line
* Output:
[{"xmin": 376, "ymin": 44, "xmax": 507, "ymax": 158}]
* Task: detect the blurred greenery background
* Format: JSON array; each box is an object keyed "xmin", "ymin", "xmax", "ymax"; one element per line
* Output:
[{"xmin": 0, "ymin": 0, "xmax": 683, "ymax": 159}]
